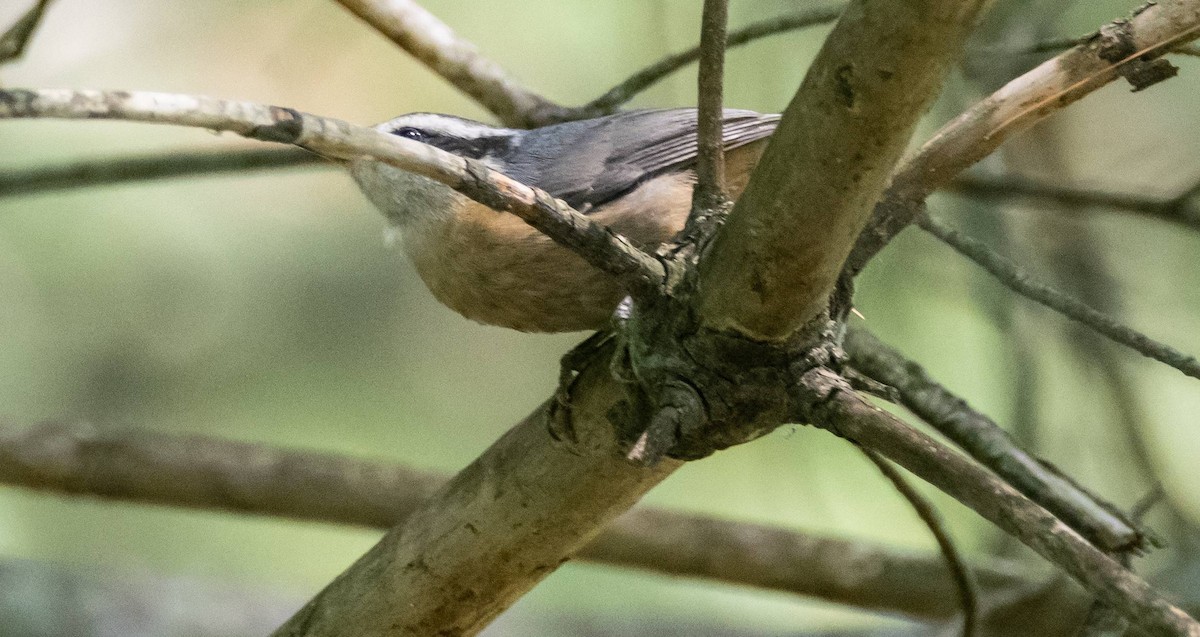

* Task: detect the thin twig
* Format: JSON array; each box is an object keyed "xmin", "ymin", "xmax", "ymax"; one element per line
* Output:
[
  {"xmin": 333, "ymin": 0, "xmax": 568, "ymax": 128},
  {"xmin": 0, "ymin": 0, "xmax": 53, "ymax": 64},
  {"xmin": 0, "ymin": 147, "xmax": 324, "ymax": 198},
  {"xmin": 860, "ymin": 447, "xmax": 978, "ymax": 637},
  {"xmin": 577, "ymin": 3, "xmax": 844, "ymax": 117},
  {"xmin": 949, "ymin": 173, "xmax": 1200, "ymax": 232},
  {"xmin": 978, "ymin": 36, "xmax": 1200, "ymax": 59},
  {"xmin": 919, "ymin": 213, "xmax": 1200, "ymax": 380},
  {"xmin": 691, "ymin": 0, "xmax": 730, "ymax": 213},
  {"xmin": 0, "ymin": 88, "xmax": 665, "ymax": 297},
  {"xmin": 843, "ymin": 326, "xmax": 1143, "ymax": 552}
]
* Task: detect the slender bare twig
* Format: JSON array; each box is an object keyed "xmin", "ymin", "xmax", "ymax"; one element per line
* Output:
[
  {"xmin": 949, "ymin": 173, "xmax": 1200, "ymax": 232},
  {"xmin": 846, "ymin": 0, "xmax": 1200, "ymax": 278},
  {"xmin": 333, "ymin": 0, "xmax": 568, "ymax": 128},
  {"xmin": 977, "ymin": 36, "xmax": 1200, "ymax": 59},
  {"xmin": 918, "ymin": 213, "xmax": 1200, "ymax": 380},
  {"xmin": 843, "ymin": 326, "xmax": 1142, "ymax": 552},
  {"xmin": 0, "ymin": 147, "xmax": 324, "ymax": 198},
  {"xmin": 579, "ymin": 3, "xmax": 844, "ymax": 117},
  {"xmin": 794, "ymin": 368, "xmax": 1200, "ymax": 637},
  {"xmin": 0, "ymin": 0, "xmax": 53, "ymax": 64},
  {"xmin": 0, "ymin": 421, "xmax": 1037, "ymax": 622},
  {"xmin": 0, "ymin": 88, "xmax": 665, "ymax": 296},
  {"xmin": 860, "ymin": 447, "xmax": 978, "ymax": 637},
  {"xmin": 691, "ymin": 0, "xmax": 729, "ymax": 213}
]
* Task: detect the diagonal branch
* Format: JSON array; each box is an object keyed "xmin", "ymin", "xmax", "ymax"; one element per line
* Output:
[
  {"xmin": 0, "ymin": 88, "xmax": 665, "ymax": 296},
  {"xmin": 333, "ymin": 0, "xmax": 568, "ymax": 128},
  {"xmin": 695, "ymin": 0, "xmax": 991, "ymax": 340},
  {"xmin": 794, "ymin": 369, "xmax": 1200, "ymax": 637},
  {"xmin": 0, "ymin": 0, "xmax": 54, "ymax": 64},
  {"xmin": 0, "ymin": 421, "xmax": 1037, "ymax": 622},
  {"xmin": 919, "ymin": 212, "xmax": 1200, "ymax": 380},
  {"xmin": 846, "ymin": 0, "xmax": 1200, "ymax": 277},
  {"xmin": 844, "ymin": 326, "xmax": 1143, "ymax": 552}
]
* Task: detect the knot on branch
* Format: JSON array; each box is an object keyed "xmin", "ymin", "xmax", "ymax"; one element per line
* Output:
[
  {"xmin": 612, "ymin": 297, "xmax": 839, "ymax": 462},
  {"xmin": 1089, "ymin": 18, "xmax": 1179, "ymax": 92},
  {"xmin": 789, "ymin": 365, "xmax": 856, "ymax": 440}
]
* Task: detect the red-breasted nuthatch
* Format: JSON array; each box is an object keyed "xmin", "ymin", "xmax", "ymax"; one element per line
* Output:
[{"xmin": 350, "ymin": 108, "xmax": 779, "ymax": 332}]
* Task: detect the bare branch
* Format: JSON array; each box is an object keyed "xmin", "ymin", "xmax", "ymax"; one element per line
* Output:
[
  {"xmin": 846, "ymin": 0, "xmax": 1200, "ymax": 277},
  {"xmin": 918, "ymin": 213, "xmax": 1200, "ymax": 380},
  {"xmin": 333, "ymin": 0, "xmax": 567, "ymax": 128},
  {"xmin": 579, "ymin": 3, "xmax": 845, "ymax": 117},
  {"xmin": 860, "ymin": 448, "xmax": 978, "ymax": 637},
  {"xmin": 844, "ymin": 326, "xmax": 1142, "ymax": 552},
  {"xmin": 0, "ymin": 147, "xmax": 323, "ymax": 198},
  {"xmin": 949, "ymin": 173, "xmax": 1200, "ymax": 232},
  {"xmin": 0, "ymin": 421, "xmax": 1040, "ymax": 622},
  {"xmin": 0, "ymin": 88, "xmax": 665, "ymax": 296},
  {"xmin": 794, "ymin": 369, "xmax": 1200, "ymax": 637},
  {"xmin": 977, "ymin": 36, "xmax": 1200, "ymax": 59},
  {"xmin": 0, "ymin": 0, "xmax": 53, "ymax": 64},
  {"xmin": 690, "ymin": 0, "xmax": 730, "ymax": 213},
  {"xmin": 265, "ymin": 350, "xmax": 684, "ymax": 636},
  {"xmin": 587, "ymin": 507, "xmax": 1032, "ymax": 623}
]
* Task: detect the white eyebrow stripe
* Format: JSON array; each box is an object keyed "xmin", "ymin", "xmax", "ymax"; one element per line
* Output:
[{"xmin": 374, "ymin": 113, "xmax": 513, "ymax": 139}]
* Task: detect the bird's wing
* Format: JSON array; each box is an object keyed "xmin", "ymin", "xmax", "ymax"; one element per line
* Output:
[{"xmin": 500, "ymin": 108, "xmax": 779, "ymax": 210}]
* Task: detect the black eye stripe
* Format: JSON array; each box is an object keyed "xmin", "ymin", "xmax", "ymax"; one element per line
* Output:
[
  {"xmin": 385, "ymin": 126, "xmax": 514, "ymax": 160},
  {"xmin": 392, "ymin": 126, "xmax": 426, "ymax": 141}
]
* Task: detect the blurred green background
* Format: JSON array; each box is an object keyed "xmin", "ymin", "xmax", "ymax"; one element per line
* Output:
[{"xmin": 1, "ymin": 0, "xmax": 1198, "ymax": 635}]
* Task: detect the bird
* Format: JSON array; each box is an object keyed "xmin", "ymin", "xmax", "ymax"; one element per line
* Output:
[{"xmin": 349, "ymin": 108, "xmax": 780, "ymax": 333}]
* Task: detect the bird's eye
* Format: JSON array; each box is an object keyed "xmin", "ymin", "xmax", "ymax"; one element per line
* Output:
[{"xmin": 393, "ymin": 127, "xmax": 426, "ymax": 141}]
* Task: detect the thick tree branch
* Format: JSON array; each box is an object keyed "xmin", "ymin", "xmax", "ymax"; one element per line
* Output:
[
  {"xmin": 0, "ymin": 421, "xmax": 1037, "ymax": 623},
  {"xmin": 919, "ymin": 213, "xmax": 1200, "ymax": 380},
  {"xmin": 267, "ymin": 359, "xmax": 677, "ymax": 636},
  {"xmin": 846, "ymin": 0, "xmax": 1200, "ymax": 277},
  {"xmin": 0, "ymin": 88, "xmax": 665, "ymax": 296},
  {"xmin": 333, "ymin": 0, "xmax": 568, "ymax": 128},
  {"xmin": 794, "ymin": 369, "xmax": 1200, "ymax": 637},
  {"xmin": 695, "ymin": 0, "xmax": 990, "ymax": 340},
  {"xmin": 844, "ymin": 326, "xmax": 1142, "ymax": 552}
]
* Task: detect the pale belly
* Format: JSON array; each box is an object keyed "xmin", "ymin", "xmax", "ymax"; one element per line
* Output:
[{"xmin": 403, "ymin": 174, "xmax": 695, "ymax": 332}]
